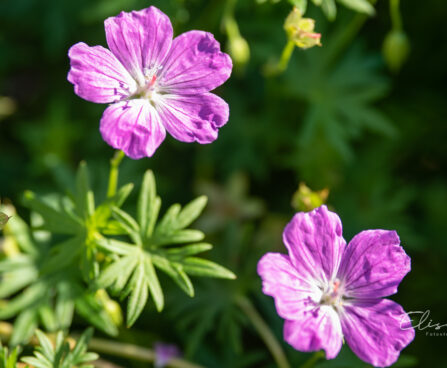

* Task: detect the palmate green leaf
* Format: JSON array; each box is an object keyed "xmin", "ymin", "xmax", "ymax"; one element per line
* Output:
[
  {"xmin": 285, "ymin": 44, "xmax": 393, "ymax": 165},
  {"xmin": 95, "ymin": 169, "xmax": 236, "ymax": 326},
  {"xmin": 10, "ymin": 308, "xmax": 39, "ymax": 347},
  {"xmin": 21, "ymin": 329, "xmax": 98, "ymax": 368},
  {"xmin": 40, "ymin": 235, "xmax": 84, "ymax": 275},
  {"xmin": 0, "ymin": 343, "xmax": 20, "ymax": 368},
  {"xmin": 23, "ymin": 191, "xmax": 82, "ymax": 235}
]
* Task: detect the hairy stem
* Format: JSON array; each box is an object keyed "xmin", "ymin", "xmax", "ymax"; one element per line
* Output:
[
  {"xmin": 107, "ymin": 150, "xmax": 125, "ymax": 198},
  {"xmin": 235, "ymin": 295, "xmax": 291, "ymax": 368}
]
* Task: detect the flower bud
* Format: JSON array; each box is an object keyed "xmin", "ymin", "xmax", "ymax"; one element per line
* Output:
[
  {"xmin": 284, "ymin": 7, "xmax": 321, "ymax": 49},
  {"xmin": 95, "ymin": 289, "xmax": 123, "ymax": 327},
  {"xmin": 382, "ymin": 30, "xmax": 410, "ymax": 72},
  {"xmin": 291, "ymin": 183, "xmax": 329, "ymax": 212},
  {"xmin": 228, "ymin": 36, "xmax": 250, "ymax": 66}
]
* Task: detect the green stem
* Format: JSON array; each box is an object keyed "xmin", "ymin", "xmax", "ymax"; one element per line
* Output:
[
  {"xmin": 323, "ymin": 0, "xmax": 377, "ymax": 69},
  {"xmin": 299, "ymin": 351, "xmax": 325, "ymax": 368},
  {"xmin": 235, "ymin": 295, "xmax": 291, "ymax": 368},
  {"xmin": 390, "ymin": 0, "xmax": 402, "ymax": 30},
  {"xmin": 87, "ymin": 337, "xmax": 204, "ymax": 368},
  {"xmin": 277, "ymin": 39, "xmax": 295, "ymax": 73},
  {"xmin": 107, "ymin": 150, "xmax": 125, "ymax": 198}
]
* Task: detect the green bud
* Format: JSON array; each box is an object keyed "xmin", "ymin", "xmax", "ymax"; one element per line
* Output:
[
  {"xmin": 291, "ymin": 183, "xmax": 329, "ymax": 212},
  {"xmin": 284, "ymin": 7, "xmax": 321, "ymax": 49},
  {"xmin": 229, "ymin": 36, "xmax": 250, "ymax": 66},
  {"xmin": 382, "ymin": 30, "xmax": 410, "ymax": 72},
  {"xmin": 0, "ymin": 212, "xmax": 10, "ymax": 230},
  {"xmin": 95, "ymin": 289, "xmax": 123, "ymax": 327}
]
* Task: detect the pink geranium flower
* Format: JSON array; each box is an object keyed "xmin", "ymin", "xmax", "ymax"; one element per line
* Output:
[
  {"xmin": 257, "ymin": 205, "xmax": 415, "ymax": 367},
  {"xmin": 68, "ymin": 6, "xmax": 232, "ymax": 159}
]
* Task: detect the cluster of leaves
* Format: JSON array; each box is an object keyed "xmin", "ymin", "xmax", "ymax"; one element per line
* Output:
[
  {"xmin": 0, "ymin": 329, "xmax": 97, "ymax": 368},
  {"xmin": 0, "ymin": 162, "xmax": 234, "ymax": 344},
  {"xmin": 287, "ymin": 0, "xmax": 375, "ymax": 20}
]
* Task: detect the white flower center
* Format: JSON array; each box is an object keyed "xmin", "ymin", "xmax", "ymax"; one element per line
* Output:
[
  {"xmin": 319, "ymin": 278, "xmax": 344, "ymax": 309},
  {"xmin": 136, "ymin": 66, "xmax": 163, "ymax": 102}
]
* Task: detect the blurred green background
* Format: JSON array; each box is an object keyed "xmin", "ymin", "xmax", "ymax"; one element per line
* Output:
[{"xmin": 1, "ymin": 0, "xmax": 446, "ymax": 367}]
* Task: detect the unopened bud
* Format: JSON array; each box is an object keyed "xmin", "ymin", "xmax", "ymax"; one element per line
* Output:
[
  {"xmin": 284, "ymin": 8, "xmax": 321, "ymax": 49},
  {"xmin": 95, "ymin": 289, "xmax": 123, "ymax": 327},
  {"xmin": 229, "ymin": 36, "xmax": 250, "ymax": 66},
  {"xmin": 292, "ymin": 183, "xmax": 329, "ymax": 212},
  {"xmin": 382, "ymin": 30, "xmax": 410, "ymax": 72}
]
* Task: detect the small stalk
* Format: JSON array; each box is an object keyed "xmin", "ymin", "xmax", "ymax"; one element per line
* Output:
[
  {"xmin": 235, "ymin": 295, "xmax": 291, "ymax": 368},
  {"xmin": 277, "ymin": 39, "xmax": 296, "ymax": 73},
  {"xmin": 107, "ymin": 150, "xmax": 125, "ymax": 198},
  {"xmin": 87, "ymin": 337, "xmax": 204, "ymax": 368},
  {"xmin": 390, "ymin": 0, "xmax": 402, "ymax": 30}
]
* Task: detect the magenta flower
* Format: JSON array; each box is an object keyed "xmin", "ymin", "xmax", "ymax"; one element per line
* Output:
[
  {"xmin": 68, "ymin": 7, "xmax": 232, "ymax": 159},
  {"xmin": 257, "ymin": 205, "xmax": 415, "ymax": 367}
]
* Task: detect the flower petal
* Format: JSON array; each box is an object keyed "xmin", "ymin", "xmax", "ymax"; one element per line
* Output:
[
  {"xmin": 155, "ymin": 93, "xmax": 229, "ymax": 144},
  {"xmin": 283, "ymin": 205, "xmax": 346, "ymax": 287},
  {"xmin": 105, "ymin": 7, "xmax": 173, "ymax": 84},
  {"xmin": 340, "ymin": 299, "xmax": 415, "ymax": 367},
  {"xmin": 257, "ymin": 253, "xmax": 321, "ymax": 320},
  {"xmin": 67, "ymin": 42, "xmax": 137, "ymax": 103},
  {"xmin": 338, "ymin": 230, "xmax": 411, "ymax": 298},
  {"xmin": 284, "ymin": 306, "xmax": 343, "ymax": 359},
  {"xmin": 159, "ymin": 31, "xmax": 232, "ymax": 94},
  {"xmin": 100, "ymin": 100, "xmax": 166, "ymax": 159}
]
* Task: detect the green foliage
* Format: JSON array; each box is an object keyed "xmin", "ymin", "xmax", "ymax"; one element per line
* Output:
[
  {"xmin": 95, "ymin": 170, "xmax": 236, "ymax": 327},
  {"xmin": 21, "ymin": 329, "xmax": 98, "ymax": 368},
  {"xmin": 0, "ymin": 343, "xmax": 20, "ymax": 368},
  {"xmin": 0, "ymin": 163, "xmax": 235, "ymax": 342},
  {"xmin": 286, "ymin": 44, "xmax": 394, "ymax": 161}
]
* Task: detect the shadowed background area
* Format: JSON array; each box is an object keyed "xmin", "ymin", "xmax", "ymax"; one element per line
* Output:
[{"xmin": 1, "ymin": 0, "xmax": 446, "ymax": 367}]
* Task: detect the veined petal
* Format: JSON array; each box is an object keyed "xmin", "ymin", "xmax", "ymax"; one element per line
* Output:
[
  {"xmin": 159, "ymin": 31, "xmax": 232, "ymax": 94},
  {"xmin": 100, "ymin": 100, "xmax": 166, "ymax": 159},
  {"xmin": 105, "ymin": 7, "xmax": 173, "ymax": 85},
  {"xmin": 283, "ymin": 206, "xmax": 346, "ymax": 287},
  {"xmin": 284, "ymin": 306, "xmax": 343, "ymax": 359},
  {"xmin": 340, "ymin": 299, "xmax": 415, "ymax": 367},
  {"xmin": 67, "ymin": 42, "xmax": 137, "ymax": 103},
  {"xmin": 338, "ymin": 230, "xmax": 411, "ymax": 299},
  {"xmin": 155, "ymin": 93, "xmax": 229, "ymax": 144},
  {"xmin": 257, "ymin": 253, "xmax": 321, "ymax": 320}
]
